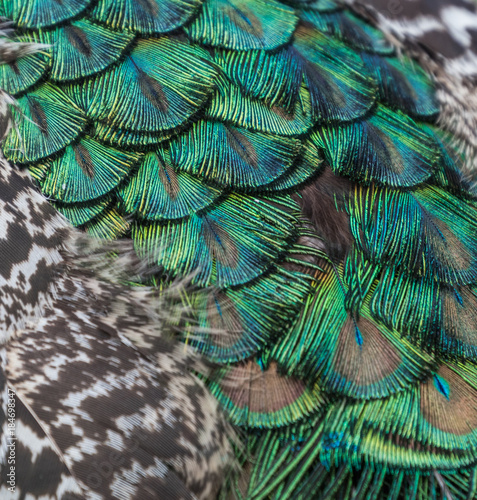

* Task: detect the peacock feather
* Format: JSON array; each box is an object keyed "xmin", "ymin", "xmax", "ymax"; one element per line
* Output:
[{"xmin": 1, "ymin": 0, "xmax": 477, "ymax": 498}]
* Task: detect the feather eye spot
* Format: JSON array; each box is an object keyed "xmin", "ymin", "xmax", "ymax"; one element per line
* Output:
[
  {"xmin": 205, "ymin": 292, "xmax": 244, "ymax": 348},
  {"xmin": 421, "ymin": 365, "xmax": 477, "ymax": 436},
  {"xmin": 333, "ymin": 317, "xmax": 402, "ymax": 388}
]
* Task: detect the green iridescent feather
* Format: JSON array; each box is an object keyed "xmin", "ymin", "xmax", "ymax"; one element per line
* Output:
[
  {"xmin": 2, "ymin": 83, "xmax": 87, "ymax": 163},
  {"xmin": 53, "ymin": 198, "xmax": 112, "ymax": 227},
  {"xmin": 347, "ymin": 184, "xmax": 477, "ymax": 284},
  {"xmin": 43, "ymin": 19, "xmax": 135, "ymax": 82},
  {"xmin": 0, "ymin": 33, "xmax": 49, "ymax": 95},
  {"xmin": 361, "ymin": 53, "xmax": 440, "ymax": 119},
  {"xmin": 216, "ymin": 48, "xmax": 302, "ymax": 112},
  {"xmin": 370, "ymin": 266, "xmax": 477, "ymax": 361},
  {"xmin": 313, "ymin": 105, "xmax": 438, "ymax": 187},
  {"xmin": 38, "ymin": 137, "xmax": 141, "ymax": 203},
  {"xmin": 290, "ymin": 23, "xmax": 377, "ymax": 122},
  {"xmin": 119, "ymin": 148, "xmax": 222, "ymax": 220},
  {"xmin": 92, "ymin": 122, "xmax": 172, "ymax": 148},
  {"xmin": 265, "ymin": 139, "xmax": 323, "ymax": 192},
  {"xmin": 300, "ymin": 10, "xmax": 393, "ymax": 55},
  {"xmin": 439, "ymin": 285, "xmax": 477, "ymax": 359},
  {"xmin": 65, "ymin": 37, "xmax": 217, "ymax": 133},
  {"xmin": 343, "ymin": 245, "xmax": 382, "ymax": 315},
  {"xmin": 322, "ymin": 361, "xmax": 477, "ymax": 471},
  {"xmin": 206, "ymin": 77, "xmax": 313, "ymax": 135},
  {"xmin": 84, "ymin": 206, "xmax": 130, "ymax": 239},
  {"xmin": 170, "ymin": 120, "xmax": 302, "ymax": 189},
  {"xmin": 272, "ymin": 261, "xmax": 434, "ymax": 398},
  {"xmin": 185, "ymin": 266, "xmax": 310, "ymax": 362},
  {"xmin": 215, "ymin": 23, "xmax": 377, "ymax": 124},
  {"xmin": 185, "ymin": 0, "xmax": 298, "ymax": 50},
  {"xmin": 91, "ymin": 0, "xmax": 203, "ymax": 34},
  {"xmin": 427, "ymin": 126, "xmax": 477, "ymax": 197},
  {"xmin": 0, "ymin": 0, "xmax": 91, "ymax": 28},
  {"xmin": 132, "ymin": 194, "xmax": 298, "ymax": 287}
]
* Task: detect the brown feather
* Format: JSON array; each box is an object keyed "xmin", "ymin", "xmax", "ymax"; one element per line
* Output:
[{"xmin": 294, "ymin": 166, "xmax": 354, "ymax": 259}]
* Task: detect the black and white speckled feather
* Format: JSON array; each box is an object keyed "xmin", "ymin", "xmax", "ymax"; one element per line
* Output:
[
  {"xmin": 0, "ymin": 56, "xmax": 233, "ymax": 497},
  {"xmin": 0, "ymin": 165, "xmax": 70, "ymax": 340},
  {"xmin": 348, "ymin": 0, "xmax": 477, "ymax": 77},
  {"xmin": 0, "ymin": 156, "xmax": 234, "ymax": 499}
]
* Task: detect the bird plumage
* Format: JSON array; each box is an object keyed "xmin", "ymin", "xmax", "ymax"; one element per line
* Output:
[{"xmin": 0, "ymin": 0, "xmax": 477, "ymax": 499}]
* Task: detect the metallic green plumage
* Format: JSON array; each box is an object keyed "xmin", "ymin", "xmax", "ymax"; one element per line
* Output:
[{"xmin": 2, "ymin": 0, "xmax": 477, "ymax": 498}]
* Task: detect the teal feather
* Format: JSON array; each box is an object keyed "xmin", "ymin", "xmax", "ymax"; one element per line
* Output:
[
  {"xmin": 288, "ymin": 0, "xmax": 340, "ymax": 12},
  {"xmin": 231, "ymin": 424, "xmax": 477, "ymax": 499},
  {"xmin": 38, "ymin": 137, "xmax": 141, "ymax": 203},
  {"xmin": 313, "ymin": 105, "xmax": 438, "ymax": 187},
  {"xmin": 344, "ymin": 246, "xmax": 381, "ymax": 315},
  {"xmin": 187, "ymin": 267, "xmax": 310, "ymax": 362},
  {"xmin": 370, "ymin": 266, "xmax": 440, "ymax": 347},
  {"xmin": 0, "ymin": 33, "xmax": 49, "ymax": 95},
  {"xmin": 65, "ymin": 37, "xmax": 217, "ymax": 132},
  {"xmin": 2, "ymin": 83, "xmax": 87, "ymax": 163},
  {"xmin": 439, "ymin": 285, "xmax": 477, "ymax": 359},
  {"xmin": 52, "ymin": 198, "xmax": 112, "ymax": 227},
  {"xmin": 83, "ymin": 206, "xmax": 130, "ymax": 239},
  {"xmin": 265, "ymin": 139, "xmax": 323, "ymax": 192},
  {"xmin": 185, "ymin": 0, "xmax": 298, "ymax": 50},
  {"xmin": 371, "ymin": 265, "xmax": 477, "ymax": 361},
  {"xmin": 170, "ymin": 120, "xmax": 302, "ymax": 189},
  {"xmin": 216, "ymin": 48, "xmax": 301, "ymax": 112},
  {"xmin": 361, "ymin": 53, "xmax": 440, "ymax": 119},
  {"xmin": 132, "ymin": 194, "xmax": 298, "ymax": 287},
  {"xmin": 92, "ymin": 122, "xmax": 172, "ymax": 148},
  {"xmin": 321, "ymin": 361, "xmax": 477, "ymax": 470},
  {"xmin": 44, "ymin": 19, "xmax": 135, "ymax": 82},
  {"xmin": 347, "ymin": 184, "xmax": 477, "ymax": 284},
  {"xmin": 426, "ymin": 126, "xmax": 477, "ymax": 197},
  {"xmin": 301, "ymin": 10, "xmax": 394, "ymax": 54},
  {"xmin": 206, "ymin": 77, "xmax": 313, "ymax": 135},
  {"xmin": 272, "ymin": 260, "xmax": 434, "ymax": 399},
  {"xmin": 91, "ymin": 0, "xmax": 203, "ymax": 34},
  {"xmin": 216, "ymin": 23, "xmax": 377, "ymax": 124},
  {"xmin": 119, "ymin": 148, "xmax": 222, "ymax": 220},
  {"xmin": 0, "ymin": 0, "xmax": 91, "ymax": 28},
  {"xmin": 291, "ymin": 23, "xmax": 377, "ymax": 122}
]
